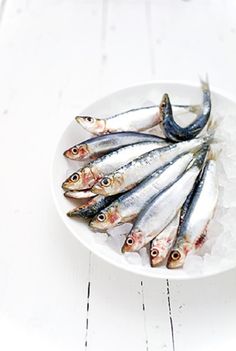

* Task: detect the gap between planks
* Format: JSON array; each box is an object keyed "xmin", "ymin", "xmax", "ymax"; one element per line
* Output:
[
  {"xmin": 84, "ymin": 252, "xmax": 92, "ymax": 350},
  {"xmin": 166, "ymin": 279, "xmax": 176, "ymax": 351}
]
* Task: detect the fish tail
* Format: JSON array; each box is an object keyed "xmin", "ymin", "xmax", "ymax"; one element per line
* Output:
[
  {"xmin": 199, "ymin": 74, "xmax": 210, "ymax": 93},
  {"xmin": 202, "ymin": 118, "xmax": 222, "ymax": 145},
  {"xmin": 207, "ymin": 118, "xmax": 218, "ymax": 133},
  {"xmin": 207, "ymin": 145, "xmax": 222, "ymax": 161},
  {"xmin": 202, "ymin": 118, "xmax": 218, "ymax": 144}
]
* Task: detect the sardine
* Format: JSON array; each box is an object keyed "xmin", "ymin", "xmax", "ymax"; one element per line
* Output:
[
  {"xmin": 150, "ymin": 213, "xmax": 180, "ymax": 267},
  {"xmin": 64, "ymin": 131, "xmax": 166, "ymax": 161},
  {"xmin": 121, "ymin": 154, "xmax": 205, "ymax": 253},
  {"xmin": 89, "ymin": 153, "xmax": 193, "ymax": 232},
  {"xmin": 167, "ymin": 159, "xmax": 218, "ymax": 269},
  {"xmin": 75, "ymin": 104, "xmax": 201, "ymax": 135},
  {"xmin": 62, "ymin": 141, "xmax": 167, "ymax": 191},
  {"xmin": 160, "ymin": 78, "xmax": 211, "ymax": 141},
  {"xmin": 67, "ymin": 195, "xmax": 118, "ymax": 219},
  {"xmin": 92, "ymin": 137, "xmax": 208, "ymax": 196}
]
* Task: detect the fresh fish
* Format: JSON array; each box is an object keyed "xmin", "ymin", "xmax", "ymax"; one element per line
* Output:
[
  {"xmin": 64, "ymin": 190, "xmax": 96, "ymax": 199},
  {"xmin": 62, "ymin": 141, "xmax": 166, "ymax": 191},
  {"xmin": 89, "ymin": 153, "xmax": 193, "ymax": 232},
  {"xmin": 75, "ymin": 103, "xmax": 201, "ymax": 135},
  {"xmin": 150, "ymin": 213, "xmax": 180, "ymax": 267},
  {"xmin": 67, "ymin": 195, "xmax": 118, "ymax": 219},
  {"xmin": 121, "ymin": 153, "xmax": 205, "ymax": 253},
  {"xmin": 91, "ymin": 137, "xmax": 208, "ymax": 196},
  {"xmin": 64, "ymin": 131, "xmax": 166, "ymax": 161},
  {"xmin": 160, "ymin": 78, "xmax": 211, "ymax": 141},
  {"xmin": 167, "ymin": 159, "xmax": 218, "ymax": 269}
]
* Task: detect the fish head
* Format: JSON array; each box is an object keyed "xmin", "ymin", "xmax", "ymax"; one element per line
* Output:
[
  {"xmin": 121, "ymin": 229, "xmax": 144, "ymax": 253},
  {"xmin": 62, "ymin": 167, "xmax": 96, "ymax": 191},
  {"xmin": 67, "ymin": 207, "xmax": 82, "ymax": 217},
  {"xmin": 89, "ymin": 206, "xmax": 121, "ymax": 231},
  {"xmin": 75, "ymin": 116, "xmax": 106, "ymax": 134},
  {"xmin": 166, "ymin": 247, "xmax": 186, "ymax": 269},
  {"xmin": 64, "ymin": 144, "xmax": 89, "ymax": 160},
  {"xmin": 150, "ymin": 239, "xmax": 169, "ymax": 267},
  {"xmin": 159, "ymin": 93, "xmax": 170, "ymax": 121},
  {"xmin": 91, "ymin": 173, "xmax": 124, "ymax": 196}
]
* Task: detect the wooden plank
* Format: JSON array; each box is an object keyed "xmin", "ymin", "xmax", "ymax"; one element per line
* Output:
[
  {"xmin": 147, "ymin": 1, "xmax": 236, "ymax": 350},
  {"xmin": 148, "ymin": 0, "xmax": 236, "ymax": 93},
  {"xmin": 88, "ymin": 255, "xmax": 149, "ymax": 351},
  {"xmin": 86, "ymin": 1, "xmax": 172, "ymax": 350},
  {"xmin": 169, "ymin": 271, "xmax": 236, "ymax": 351},
  {"xmin": 98, "ymin": 0, "xmax": 153, "ymax": 94},
  {"xmin": 0, "ymin": 1, "xmax": 103, "ymax": 350}
]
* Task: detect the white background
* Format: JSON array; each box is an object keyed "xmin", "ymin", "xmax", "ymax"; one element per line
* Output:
[{"xmin": 0, "ymin": 1, "xmax": 236, "ymax": 350}]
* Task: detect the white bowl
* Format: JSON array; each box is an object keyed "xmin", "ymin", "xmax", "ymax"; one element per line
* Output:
[{"xmin": 51, "ymin": 82, "xmax": 236, "ymax": 280}]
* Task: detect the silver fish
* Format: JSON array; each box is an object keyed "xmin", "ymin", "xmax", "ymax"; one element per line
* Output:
[
  {"xmin": 150, "ymin": 213, "xmax": 180, "ymax": 267},
  {"xmin": 64, "ymin": 131, "xmax": 166, "ymax": 161},
  {"xmin": 89, "ymin": 153, "xmax": 193, "ymax": 232},
  {"xmin": 75, "ymin": 104, "xmax": 201, "ymax": 135},
  {"xmin": 160, "ymin": 78, "xmax": 211, "ymax": 141},
  {"xmin": 62, "ymin": 141, "xmax": 167, "ymax": 191},
  {"xmin": 92, "ymin": 137, "xmax": 208, "ymax": 196},
  {"xmin": 122, "ymin": 160, "xmax": 203, "ymax": 253},
  {"xmin": 167, "ymin": 159, "xmax": 218, "ymax": 269}
]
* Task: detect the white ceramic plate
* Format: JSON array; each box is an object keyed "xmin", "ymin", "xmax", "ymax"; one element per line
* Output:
[{"xmin": 51, "ymin": 82, "xmax": 236, "ymax": 280}]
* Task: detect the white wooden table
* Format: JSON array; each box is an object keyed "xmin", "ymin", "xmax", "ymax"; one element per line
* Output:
[{"xmin": 0, "ymin": 1, "xmax": 236, "ymax": 350}]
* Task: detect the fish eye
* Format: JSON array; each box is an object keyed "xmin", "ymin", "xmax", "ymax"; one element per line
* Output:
[
  {"xmin": 126, "ymin": 237, "xmax": 134, "ymax": 246},
  {"xmin": 97, "ymin": 213, "xmax": 106, "ymax": 222},
  {"xmin": 151, "ymin": 248, "xmax": 159, "ymax": 258},
  {"xmin": 171, "ymin": 250, "xmax": 181, "ymax": 261},
  {"xmin": 161, "ymin": 100, "xmax": 166, "ymax": 109},
  {"xmin": 101, "ymin": 177, "xmax": 111, "ymax": 187},
  {"xmin": 71, "ymin": 147, "xmax": 78, "ymax": 155},
  {"xmin": 70, "ymin": 173, "xmax": 80, "ymax": 182},
  {"xmin": 86, "ymin": 117, "xmax": 94, "ymax": 123}
]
